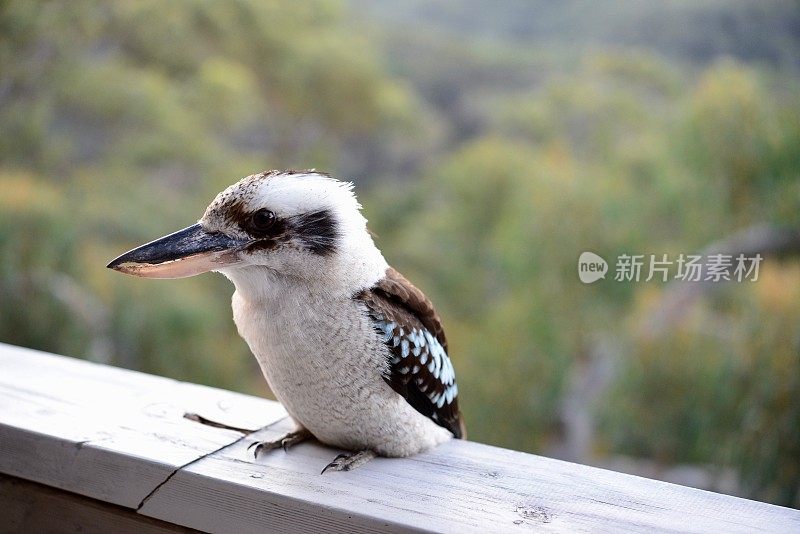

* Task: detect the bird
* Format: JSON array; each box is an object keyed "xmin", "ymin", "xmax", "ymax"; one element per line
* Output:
[{"xmin": 107, "ymin": 170, "xmax": 465, "ymax": 473}]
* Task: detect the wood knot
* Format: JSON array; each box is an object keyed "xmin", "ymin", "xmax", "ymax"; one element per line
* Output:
[{"xmin": 514, "ymin": 505, "xmax": 553, "ymax": 525}]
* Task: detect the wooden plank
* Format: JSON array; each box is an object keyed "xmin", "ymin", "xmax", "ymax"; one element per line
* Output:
[
  {"xmin": 0, "ymin": 473, "xmax": 198, "ymax": 533},
  {"xmin": 2, "ymin": 343, "xmax": 799, "ymax": 533},
  {"xmin": 141, "ymin": 418, "xmax": 800, "ymax": 534},
  {"xmin": 0, "ymin": 343, "xmax": 286, "ymax": 509}
]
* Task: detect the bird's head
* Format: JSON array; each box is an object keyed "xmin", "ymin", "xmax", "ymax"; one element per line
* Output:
[{"xmin": 107, "ymin": 170, "xmax": 387, "ymax": 298}]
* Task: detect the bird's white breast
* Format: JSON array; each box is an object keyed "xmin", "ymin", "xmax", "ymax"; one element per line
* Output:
[{"xmin": 231, "ymin": 287, "xmax": 451, "ymax": 457}]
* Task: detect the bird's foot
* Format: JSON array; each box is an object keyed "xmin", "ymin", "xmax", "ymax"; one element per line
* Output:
[
  {"xmin": 248, "ymin": 428, "xmax": 311, "ymax": 458},
  {"xmin": 321, "ymin": 450, "xmax": 377, "ymax": 474}
]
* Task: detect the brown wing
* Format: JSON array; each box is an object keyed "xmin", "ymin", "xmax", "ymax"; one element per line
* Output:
[
  {"xmin": 356, "ymin": 267, "xmax": 466, "ymax": 439},
  {"xmin": 375, "ymin": 268, "xmax": 449, "ymax": 352}
]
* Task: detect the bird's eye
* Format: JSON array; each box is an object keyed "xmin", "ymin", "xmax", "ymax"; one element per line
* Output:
[{"xmin": 250, "ymin": 209, "xmax": 276, "ymax": 232}]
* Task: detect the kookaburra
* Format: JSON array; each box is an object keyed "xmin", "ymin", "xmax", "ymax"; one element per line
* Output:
[{"xmin": 108, "ymin": 170, "xmax": 465, "ymax": 472}]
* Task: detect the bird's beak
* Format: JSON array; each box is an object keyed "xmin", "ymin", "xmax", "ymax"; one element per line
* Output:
[{"xmin": 107, "ymin": 224, "xmax": 248, "ymax": 279}]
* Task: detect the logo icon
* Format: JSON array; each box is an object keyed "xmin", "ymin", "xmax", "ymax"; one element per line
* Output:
[{"xmin": 578, "ymin": 251, "xmax": 608, "ymax": 284}]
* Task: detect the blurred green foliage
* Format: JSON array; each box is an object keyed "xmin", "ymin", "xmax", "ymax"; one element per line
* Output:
[{"xmin": 1, "ymin": 0, "xmax": 799, "ymax": 507}]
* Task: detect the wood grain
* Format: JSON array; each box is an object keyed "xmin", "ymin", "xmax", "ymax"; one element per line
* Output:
[
  {"xmin": 141, "ymin": 418, "xmax": 800, "ymax": 533},
  {"xmin": 1, "ymin": 343, "xmax": 799, "ymax": 533},
  {"xmin": 0, "ymin": 343, "xmax": 286, "ymax": 508}
]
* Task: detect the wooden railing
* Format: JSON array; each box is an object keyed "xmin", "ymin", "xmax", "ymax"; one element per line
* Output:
[{"xmin": 1, "ymin": 342, "xmax": 798, "ymax": 533}]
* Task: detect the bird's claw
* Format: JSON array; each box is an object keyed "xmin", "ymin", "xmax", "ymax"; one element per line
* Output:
[
  {"xmin": 321, "ymin": 453, "xmax": 350, "ymax": 474},
  {"xmin": 248, "ymin": 429, "xmax": 311, "ymax": 459},
  {"xmin": 248, "ymin": 439, "xmax": 281, "ymax": 458},
  {"xmin": 320, "ymin": 450, "xmax": 377, "ymax": 474}
]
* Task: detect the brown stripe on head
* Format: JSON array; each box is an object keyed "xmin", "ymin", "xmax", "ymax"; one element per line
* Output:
[
  {"xmin": 200, "ymin": 169, "xmax": 342, "ymax": 254},
  {"xmin": 201, "ymin": 172, "xmax": 270, "ymax": 233},
  {"xmin": 204, "ymin": 170, "xmax": 331, "ymax": 221}
]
